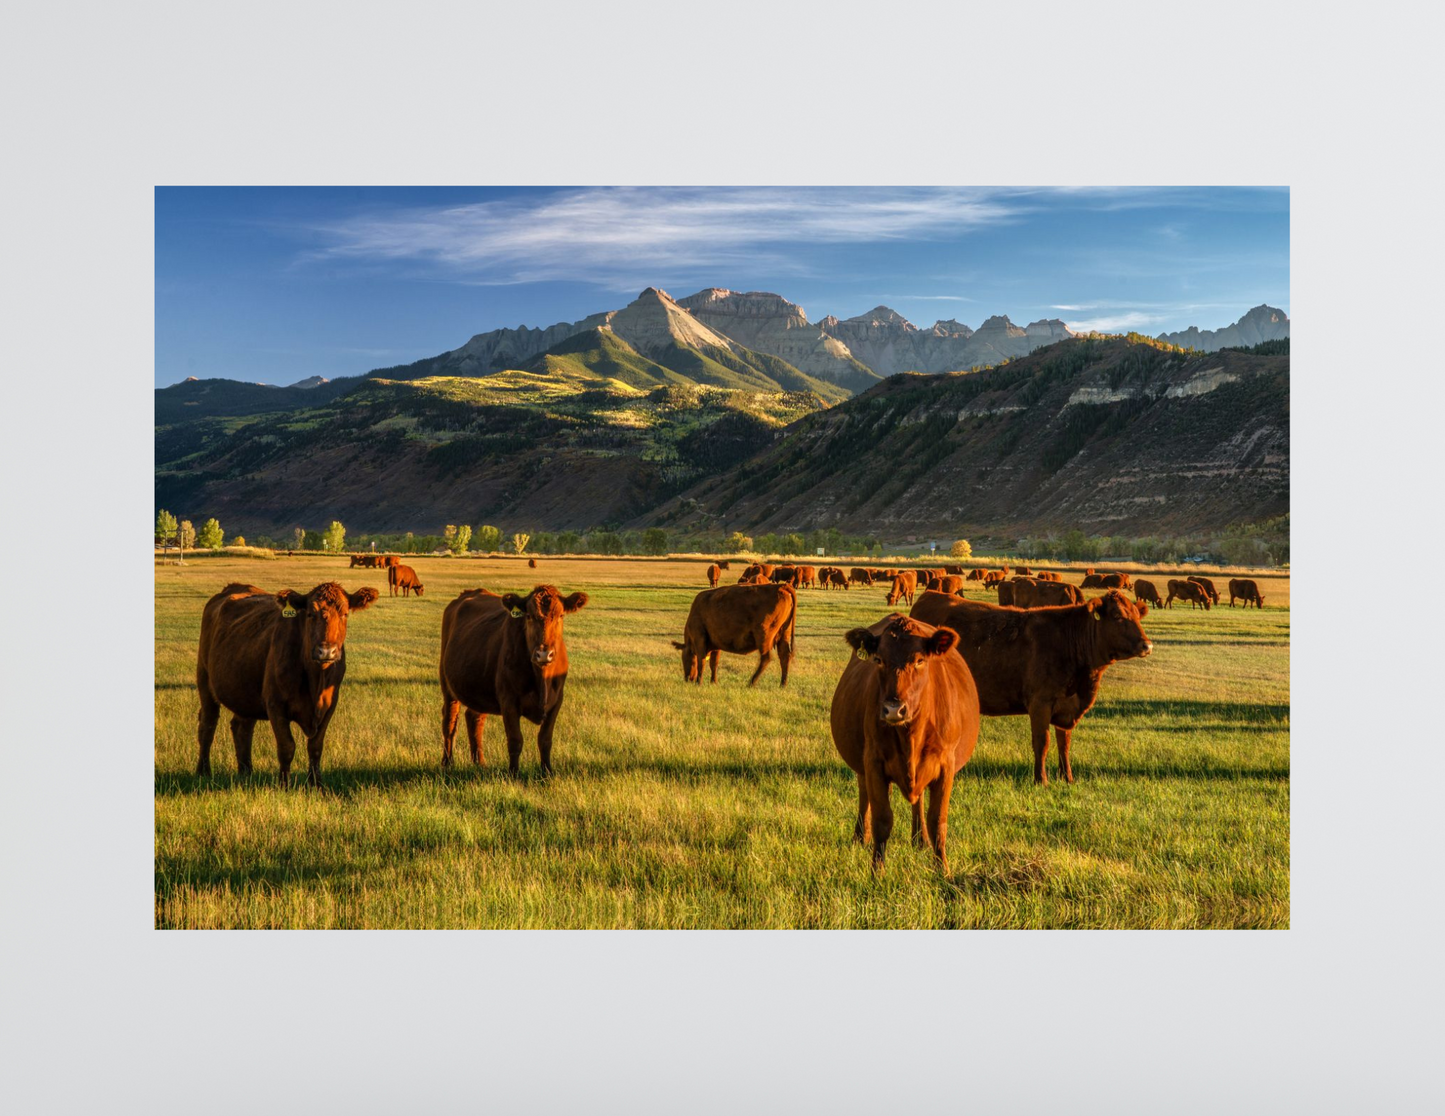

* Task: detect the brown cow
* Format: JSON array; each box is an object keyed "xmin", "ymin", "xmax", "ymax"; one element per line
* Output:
[
  {"xmin": 1228, "ymin": 578, "xmax": 1265, "ymax": 608},
  {"xmin": 707, "ymin": 563, "xmax": 721, "ymax": 588},
  {"xmin": 795, "ymin": 565, "xmax": 817, "ymax": 589},
  {"xmin": 717, "ymin": 560, "xmax": 731, "ymax": 570},
  {"xmin": 1080, "ymin": 573, "xmax": 1106, "ymax": 589},
  {"xmin": 672, "ymin": 583, "xmax": 797, "ymax": 687},
  {"xmin": 738, "ymin": 571, "xmax": 768, "ymax": 585},
  {"xmin": 772, "ymin": 565, "xmax": 798, "ymax": 585},
  {"xmin": 995, "ymin": 580, "xmax": 1016, "ymax": 607},
  {"xmin": 831, "ymin": 614, "xmax": 980, "ymax": 872},
  {"xmin": 1014, "ymin": 565, "xmax": 1033, "ymax": 576},
  {"xmin": 195, "ymin": 582, "xmax": 378, "ymax": 787},
  {"xmin": 885, "ymin": 570, "xmax": 917, "ymax": 607},
  {"xmin": 910, "ymin": 589, "xmax": 1153, "ymax": 784},
  {"xmin": 824, "ymin": 568, "xmax": 848, "ymax": 590},
  {"xmin": 1013, "ymin": 578, "xmax": 1084, "ymax": 608},
  {"xmin": 383, "ymin": 555, "xmax": 400, "ymax": 568},
  {"xmin": 936, "ymin": 574, "xmax": 964, "ymax": 596},
  {"xmin": 1035, "ymin": 570, "xmax": 1061, "ymax": 582},
  {"xmin": 758, "ymin": 564, "xmax": 776, "ymax": 578},
  {"xmin": 1134, "ymin": 579, "xmax": 1165, "ymax": 608},
  {"xmin": 439, "ymin": 585, "xmax": 588, "ymax": 774},
  {"xmin": 349, "ymin": 554, "xmax": 375, "ymax": 568},
  {"xmin": 528, "ymin": 557, "xmax": 538, "ymax": 569},
  {"xmin": 1165, "ymin": 578, "xmax": 1211, "ymax": 610},
  {"xmin": 849, "ymin": 567, "xmax": 874, "ymax": 586},
  {"xmin": 1187, "ymin": 575, "xmax": 1220, "ymax": 605},
  {"xmin": 944, "ymin": 565, "xmax": 965, "ymax": 577},
  {"xmin": 1098, "ymin": 572, "xmax": 1131, "ymax": 590},
  {"xmin": 388, "ymin": 564, "xmax": 424, "ymax": 597}
]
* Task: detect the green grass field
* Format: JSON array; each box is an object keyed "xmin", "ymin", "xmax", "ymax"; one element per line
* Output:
[{"xmin": 154, "ymin": 557, "xmax": 1289, "ymax": 928}]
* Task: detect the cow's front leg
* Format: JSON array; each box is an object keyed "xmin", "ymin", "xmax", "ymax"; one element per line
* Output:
[
  {"xmin": 500, "ymin": 704, "xmax": 526, "ymax": 776},
  {"xmin": 926, "ymin": 767, "xmax": 954, "ymax": 876},
  {"xmin": 1055, "ymin": 726, "xmax": 1074, "ymax": 784},
  {"xmin": 536, "ymin": 682, "xmax": 565, "ymax": 776},
  {"xmin": 1028, "ymin": 705, "xmax": 1052, "ymax": 786},
  {"xmin": 268, "ymin": 712, "xmax": 297, "ymax": 789},
  {"xmin": 866, "ymin": 762, "xmax": 894, "ymax": 872}
]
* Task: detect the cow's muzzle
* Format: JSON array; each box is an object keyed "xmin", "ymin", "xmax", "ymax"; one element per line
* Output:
[
  {"xmin": 532, "ymin": 647, "xmax": 556, "ymax": 666},
  {"xmin": 1137, "ymin": 640, "xmax": 1153, "ymax": 658},
  {"xmin": 881, "ymin": 700, "xmax": 910, "ymax": 725},
  {"xmin": 313, "ymin": 645, "xmax": 341, "ymax": 664}
]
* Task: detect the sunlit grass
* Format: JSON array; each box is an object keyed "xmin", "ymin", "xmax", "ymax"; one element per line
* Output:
[{"xmin": 155, "ymin": 556, "xmax": 1289, "ymax": 928}]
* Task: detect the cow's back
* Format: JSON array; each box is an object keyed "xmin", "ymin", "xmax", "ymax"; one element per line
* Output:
[{"xmin": 198, "ymin": 584, "xmax": 280, "ymax": 720}]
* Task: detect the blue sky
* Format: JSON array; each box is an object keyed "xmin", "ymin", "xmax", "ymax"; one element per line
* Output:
[{"xmin": 155, "ymin": 186, "xmax": 1289, "ymax": 387}]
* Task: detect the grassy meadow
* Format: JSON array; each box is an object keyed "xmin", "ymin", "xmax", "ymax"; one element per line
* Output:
[{"xmin": 155, "ymin": 556, "xmax": 1289, "ymax": 928}]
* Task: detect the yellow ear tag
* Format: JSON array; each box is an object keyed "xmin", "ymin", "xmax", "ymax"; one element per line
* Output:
[
  {"xmin": 1092, "ymin": 609, "xmax": 1101, "ymax": 621},
  {"xmin": 510, "ymin": 607, "xmax": 524, "ymax": 618},
  {"xmin": 857, "ymin": 647, "xmax": 869, "ymax": 661},
  {"xmin": 282, "ymin": 607, "xmax": 296, "ymax": 617}
]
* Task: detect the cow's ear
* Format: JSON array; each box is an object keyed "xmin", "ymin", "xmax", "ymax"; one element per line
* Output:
[
  {"xmin": 348, "ymin": 587, "xmax": 379, "ymax": 611},
  {"xmin": 562, "ymin": 591, "xmax": 588, "ymax": 613},
  {"xmin": 1137, "ymin": 602, "xmax": 1149, "ymax": 618},
  {"xmin": 927, "ymin": 627, "xmax": 957, "ymax": 656},
  {"xmin": 277, "ymin": 589, "xmax": 306, "ymax": 611},
  {"xmin": 501, "ymin": 593, "xmax": 525, "ymax": 618},
  {"xmin": 844, "ymin": 628, "xmax": 880, "ymax": 657}
]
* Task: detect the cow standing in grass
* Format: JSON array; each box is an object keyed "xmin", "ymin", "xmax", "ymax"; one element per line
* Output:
[
  {"xmin": 439, "ymin": 585, "xmax": 588, "ymax": 774},
  {"xmin": 1229, "ymin": 578, "xmax": 1266, "ymax": 608},
  {"xmin": 910, "ymin": 589, "xmax": 1153, "ymax": 784},
  {"xmin": 672, "ymin": 583, "xmax": 797, "ymax": 687},
  {"xmin": 830, "ymin": 614, "xmax": 980, "ymax": 873},
  {"xmin": 195, "ymin": 582, "xmax": 378, "ymax": 787}
]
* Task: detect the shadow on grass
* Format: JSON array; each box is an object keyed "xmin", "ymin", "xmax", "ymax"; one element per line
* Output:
[
  {"xmin": 1088, "ymin": 698, "xmax": 1289, "ymax": 723},
  {"xmin": 155, "ymin": 761, "xmax": 560, "ymax": 798}
]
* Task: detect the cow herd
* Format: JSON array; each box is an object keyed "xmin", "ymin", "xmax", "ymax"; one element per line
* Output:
[{"xmin": 189, "ymin": 556, "xmax": 1268, "ymax": 872}]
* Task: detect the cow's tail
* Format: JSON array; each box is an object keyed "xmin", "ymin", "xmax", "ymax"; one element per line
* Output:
[{"xmin": 781, "ymin": 583, "xmax": 798, "ymax": 659}]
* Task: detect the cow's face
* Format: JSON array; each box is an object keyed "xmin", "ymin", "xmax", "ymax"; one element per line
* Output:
[
  {"xmin": 279, "ymin": 583, "xmax": 378, "ymax": 665},
  {"xmin": 671, "ymin": 640, "xmax": 701, "ymax": 682},
  {"xmin": 1088, "ymin": 591, "xmax": 1153, "ymax": 661},
  {"xmin": 502, "ymin": 586, "xmax": 586, "ymax": 668},
  {"xmin": 845, "ymin": 616, "xmax": 958, "ymax": 728}
]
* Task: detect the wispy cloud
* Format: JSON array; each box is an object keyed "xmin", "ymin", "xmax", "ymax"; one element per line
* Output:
[
  {"xmin": 1063, "ymin": 310, "xmax": 1163, "ymax": 333},
  {"xmin": 295, "ymin": 187, "xmax": 1027, "ymax": 288}
]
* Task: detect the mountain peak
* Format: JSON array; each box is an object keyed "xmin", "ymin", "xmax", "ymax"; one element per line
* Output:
[
  {"xmin": 931, "ymin": 319, "xmax": 974, "ymax": 337},
  {"xmin": 976, "ymin": 314, "xmax": 1018, "ymax": 331},
  {"xmin": 845, "ymin": 306, "xmax": 915, "ymax": 330},
  {"xmin": 1155, "ymin": 305, "xmax": 1289, "ymax": 352}
]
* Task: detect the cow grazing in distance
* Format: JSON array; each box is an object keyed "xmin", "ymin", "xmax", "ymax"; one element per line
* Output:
[
  {"xmin": 528, "ymin": 558, "xmax": 538, "ymax": 569},
  {"xmin": 885, "ymin": 570, "xmax": 917, "ymax": 607},
  {"xmin": 1165, "ymin": 579, "xmax": 1211, "ymax": 610},
  {"xmin": 936, "ymin": 574, "xmax": 964, "ymax": 596},
  {"xmin": 795, "ymin": 565, "xmax": 817, "ymax": 589},
  {"xmin": 824, "ymin": 568, "xmax": 848, "ymax": 590},
  {"xmin": 1187, "ymin": 575, "xmax": 1220, "ymax": 605},
  {"xmin": 1034, "ymin": 571, "xmax": 1061, "ymax": 582},
  {"xmin": 388, "ymin": 564, "xmax": 424, "ymax": 597},
  {"xmin": 1014, "ymin": 565, "xmax": 1033, "ymax": 576},
  {"xmin": 195, "ymin": 582, "xmax": 378, "ymax": 787},
  {"xmin": 830, "ymin": 614, "xmax": 980, "ymax": 873},
  {"xmin": 1099, "ymin": 572, "xmax": 1131, "ymax": 590},
  {"xmin": 439, "ymin": 585, "xmax": 588, "ymax": 774},
  {"xmin": 909, "ymin": 590, "xmax": 1153, "ymax": 784},
  {"xmin": 1228, "ymin": 578, "xmax": 1266, "ymax": 609},
  {"xmin": 1080, "ymin": 573, "xmax": 1106, "ymax": 589},
  {"xmin": 707, "ymin": 563, "xmax": 721, "ymax": 588},
  {"xmin": 672, "ymin": 583, "xmax": 797, "ymax": 687},
  {"xmin": 383, "ymin": 555, "xmax": 400, "ymax": 568},
  {"xmin": 966, "ymin": 569, "xmax": 985, "ymax": 581},
  {"xmin": 1133, "ymin": 579, "xmax": 1165, "ymax": 609},
  {"xmin": 850, "ymin": 567, "xmax": 874, "ymax": 587}
]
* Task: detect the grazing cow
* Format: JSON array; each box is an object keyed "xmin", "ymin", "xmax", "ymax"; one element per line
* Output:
[
  {"xmin": 831, "ymin": 614, "xmax": 980, "ymax": 872},
  {"xmin": 1187, "ymin": 575, "xmax": 1220, "ymax": 605},
  {"xmin": 1099, "ymin": 572, "xmax": 1131, "ymax": 590},
  {"xmin": 1166, "ymin": 578, "xmax": 1211, "ymax": 610},
  {"xmin": 850, "ymin": 567, "xmax": 874, "ymax": 587},
  {"xmin": 195, "ymin": 581, "xmax": 378, "ymax": 787},
  {"xmin": 910, "ymin": 589, "xmax": 1153, "ymax": 784},
  {"xmin": 737, "ymin": 572, "xmax": 768, "ymax": 585},
  {"xmin": 349, "ymin": 554, "xmax": 367, "ymax": 568},
  {"xmin": 824, "ymin": 568, "xmax": 848, "ymax": 590},
  {"xmin": 383, "ymin": 556, "xmax": 400, "ymax": 568},
  {"xmin": 965, "ymin": 569, "xmax": 984, "ymax": 581},
  {"xmin": 1080, "ymin": 573, "xmax": 1106, "ymax": 589},
  {"xmin": 1015, "ymin": 565, "xmax": 1033, "ymax": 576},
  {"xmin": 937, "ymin": 574, "xmax": 964, "ymax": 596},
  {"xmin": 1035, "ymin": 570, "xmax": 1061, "ymax": 582},
  {"xmin": 885, "ymin": 570, "xmax": 918, "ymax": 607},
  {"xmin": 672, "ymin": 583, "xmax": 797, "ymax": 687},
  {"xmin": 982, "ymin": 571, "xmax": 1006, "ymax": 588},
  {"xmin": 528, "ymin": 558, "xmax": 538, "ymax": 569},
  {"xmin": 707, "ymin": 563, "xmax": 721, "ymax": 588},
  {"xmin": 758, "ymin": 564, "xmax": 776, "ymax": 578},
  {"xmin": 1134, "ymin": 579, "xmax": 1165, "ymax": 609},
  {"xmin": 388, "ymin": 564, "xmax": 424, "ymax": 597},
  {"xmin": 995, "ymin": 580, "xmax": 1016, "ymax": 607},
  {"xmin": 1228, "ymin": 578, "xmax": 1265, "ymax": 609},
  {"xmin": 439, "ymin": 585, "xmax": 588, "ymax": 774},
  {"xmin": 795, "ymin": 565, "xmax": 817, "ymax": 589},
  {"xmin": 772, "ymin": 565, "xmax": 798, "ymax": 586},
  {"xmin": 740, "ymin": 563, "xmax": 764, "ymax": 582},
  {"xmin": 1013, "ymin": 578, "xmax": 1084, "ymax": 608},
  {"xmin": 944, "ymin": 565, "xmax": 965, "ymax": 577}
]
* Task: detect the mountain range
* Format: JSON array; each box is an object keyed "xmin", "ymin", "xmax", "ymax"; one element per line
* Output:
[{"xmin": 155, "ymin": 290, "xmax": 1288, "ymax": 539}]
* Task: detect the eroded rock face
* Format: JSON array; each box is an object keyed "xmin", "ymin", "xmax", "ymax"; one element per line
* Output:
[
  {"xmin": 607, "ymin": 287, "xmax": 739, "ymax": 356},
  {"xmin": 448, "ymin": 311, "xmax": 615, "ymax": 373},
  {"xmin": 1156, "ymin": 305, "xmax": 1289, "ymax": 352},
  {"xmin": 819, "ymin": 309, "xmax": 1075, "ymax": 375},
  {"xmin": 677, "ymin": 288, "xmax": 867, "ymax": 383}
]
